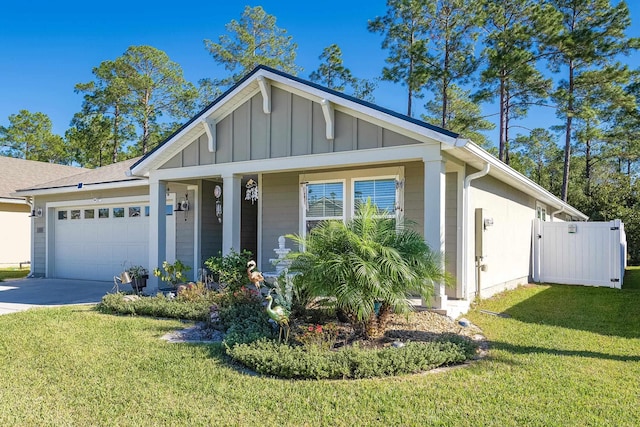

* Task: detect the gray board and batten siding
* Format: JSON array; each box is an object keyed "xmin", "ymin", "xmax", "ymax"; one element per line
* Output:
[{"xmin": 159, "ymin": 88, "xmax": 420, "ymax": 170}]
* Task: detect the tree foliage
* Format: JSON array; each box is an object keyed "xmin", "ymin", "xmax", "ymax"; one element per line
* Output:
[
  {"xmin": 204, "ymin": 5, "xmax": 300, "ymax": 86},
  {"xmin": 0, "ymin": 110, "xmax": 69, "ymax": 164}
]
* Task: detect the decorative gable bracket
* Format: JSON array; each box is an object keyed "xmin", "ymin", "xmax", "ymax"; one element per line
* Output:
[
  {"xmin": 202, "ymin": 117, "xmax": 217, "ymax": 153},
  {"xmin": 257, "ymin": 76, "xmax": 271, "ymax": 114},
  {"xmin": 320, "ymin": 99, "xmax": 334, "ymax": 140}
]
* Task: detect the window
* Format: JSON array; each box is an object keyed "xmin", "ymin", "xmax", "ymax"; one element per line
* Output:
[
  {"xmin": 129, "ymin": 207, "xmax": 141, "ymax": 217},
  {"xmin": 70, "ymin": 210, "xmax": 81, "ymax": 220},
  {"xmin": 113, "ymin": 208, "xmax": 125, "ymax": 218},
  {"xmin": 536, "ymin": 203, "xmax": 547, "ymax": 222},
  {"xmin": 304, "ymin": 181, "xmax": 344, "ymax": 233},
  {"xmin": 99, "ymin": 208, "xmax": 109, "ymax": 219},
  {"xmin": 354, "ymin": 178, "xmax": 397, "ymax": 215},
  {"xmin": 58, "ymin": 211, "xmax": 67, "ymax": 220},
  {"xmin": 84, "ymin": 209, "xmax": 95, "ymax": 219},
  {"xmin": 144, "ymin": 206, "xmax": 150, "ymax": 217},
  {"xmin": 301, "ymin": 167, "xmax": 403, "ymax": 236}
]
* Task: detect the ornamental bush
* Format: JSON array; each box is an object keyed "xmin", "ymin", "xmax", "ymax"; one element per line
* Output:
[
  {"xmin": 97, "ymin": 293, "xmax": 216, "ymax": 321},
  {"xmin": 227, "ymin": 337, "xmax": 477, "ymax": 379}
]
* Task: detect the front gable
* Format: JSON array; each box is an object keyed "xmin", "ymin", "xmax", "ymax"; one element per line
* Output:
[
  {"xmin": 159, "ymin": 88, "xmax": 424, "ymax": 171},
  {"xmin": 132, "ymin": 66, "xmax": 458, "ymax": 176}
]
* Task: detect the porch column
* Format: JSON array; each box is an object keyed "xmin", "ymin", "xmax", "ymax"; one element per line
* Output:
[
  {"xmin": 222, "ymin": 174, "xmax": 241, "ymax": 255},
  {"xmin": 424, "ymin": 159, "xmax": 447, "ymax": 309},
  {"xmin": 148, "ymin": 179, "xmax": 167, "ymax": 293}
]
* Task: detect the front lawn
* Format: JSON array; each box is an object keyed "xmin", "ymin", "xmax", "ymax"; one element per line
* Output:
[{"xmin": 0, "ymin": 280, "xmax": 638, "ymax": 425}]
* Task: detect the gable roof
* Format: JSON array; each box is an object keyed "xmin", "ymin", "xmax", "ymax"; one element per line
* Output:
[
  {"xmin": 130, "ymin": 65, "xmax": 463, "ymax": 176},
  {"xmin": 0, "ymin": 156, "xmax": 86, "ymax": 203},
  {"xmin": 14, "ymin": 157, "xmax": 146, "ymax": 196}
]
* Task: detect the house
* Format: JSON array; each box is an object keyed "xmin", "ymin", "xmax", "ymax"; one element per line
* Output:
[
  {"xmin": 0, "ymin": 156, "xmax": 85, "ymax": 271},
  {"xmin": 15, "ymin": 66, "xmax": 587, "ymax": 316}
]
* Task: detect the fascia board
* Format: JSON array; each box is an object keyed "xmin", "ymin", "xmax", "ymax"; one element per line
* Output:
[
  {"xmin": 461, "ymin": 143, "xmax": 588, "ymax": 220},
  {"xmin": 13, "ymin": 179, "xmax": 148, "ymax": 197}
]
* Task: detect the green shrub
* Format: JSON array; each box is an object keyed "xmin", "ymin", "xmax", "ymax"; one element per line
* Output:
[
  {"xmin": 97, "ymin": 293, "xmax": 217, "ymax": 321},
  {"xmin": 217, "ymin": 287, "xmax": 275, "ymax": 346},
  {"xmin": 204, "ymin": 249, "xmax": 253, "ymax": 291},
  {"xmin": 227, "ymin": 337, "xmax": 477, "ymax": 379}
]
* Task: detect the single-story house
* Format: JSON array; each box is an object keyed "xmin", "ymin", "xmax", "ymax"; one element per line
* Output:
[
  {"xmin": 0, "ymin": 156, "xmax": 84, "ymax": 270},
  {"xmin": 15, "ymin": 66, "xmax": 587, "ymax": 316}
]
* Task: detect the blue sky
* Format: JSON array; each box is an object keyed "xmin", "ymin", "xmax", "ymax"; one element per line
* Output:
[{"xmin": 1, "ymin": 1, "xmax": 639, "ymax": 147}]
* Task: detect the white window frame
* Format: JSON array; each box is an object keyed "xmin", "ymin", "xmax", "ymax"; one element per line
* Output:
[
  {"xmin": 536, "ymin": 202, "xmax": 548, "ymax": 222},
  {"xmin": 301, "ymin": 179, "xmax": 346, "ymax": 237},
  {"xmin": 300, "ymin": 166, "xmax": 404, "ymax": 237},
  {"xmin": 351, "ymin": 175, "xmax": 400, "ymax": 220}
]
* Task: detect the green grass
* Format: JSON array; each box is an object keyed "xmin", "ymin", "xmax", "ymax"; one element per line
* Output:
[
  {"xmin": 0, "ymin": 267, "xmax": 29, "ymax": 281},
  {"xmin": 0, "ymin": 277, "xmax": 639, "ymax": 425}
]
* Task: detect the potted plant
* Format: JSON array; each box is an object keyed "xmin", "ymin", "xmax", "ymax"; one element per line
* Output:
[
  {"xmin": 154, "ymin": 260, "xmax": 191, "ymax": 292},
  {"xmin": 127, "ymin": 265, "xmax": 149, "ymax": 293}
]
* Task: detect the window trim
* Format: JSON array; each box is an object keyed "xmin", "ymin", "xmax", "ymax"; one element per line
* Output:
[
  {"xmin": 300, "ymin": 166, "xmax": 404, "ymax": 237},
  {"xmin": 301, "ymin": 179, "xmax": 346, "ymax": 237},
  {"xmin": 350, "ymin": 175, "xmax": 399, "ymax": 220}
]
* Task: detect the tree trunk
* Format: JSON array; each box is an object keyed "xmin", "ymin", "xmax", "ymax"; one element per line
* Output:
[
  {"xmin": 112, "ymin": 105, "xmax": 120, "ymax": 164},
  {"xmin": 561, "ymin": 61, "xmax": 574, "ymax": 202},
  {"xmin": 376, "ymin": 303, "xmax": 393, "ymax": 335},
  {"xmin": 499, "ymin": 72, "xmax": 507, "ymax": 162}
]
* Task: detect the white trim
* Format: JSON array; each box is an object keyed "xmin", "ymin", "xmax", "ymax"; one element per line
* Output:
[
  {"xmin": 151, "ymin": 144, "xmax": 435, "ymax": 182},
  {"xmin": 460, "ymin": 143, "xmax": 587, "ymax": 221},
  {"xmin": 202, "ymin": 118, "xmax": 217, "ymax": 153},
  {"xmin": 16, "ymin": 180, "xmax": 147, "ymax": 197},
  {"xmin": 257, "ymin": 173, "xmax": 263, "ymax": 270},
  {"xmin": 0, "ymin": 197, "xmax": 28, "ymax": 205},
  {"xmin": 320, "ymin": 99, "xmax": 334, "ymax": 140},
  {"xmin": 188, "ymin": 184, "xmax": 199, "ymax": 276},
  {"xmin": 301, "ymin": 179, "xmax": 346, "ymax": 238},
  {"xmin": 257, "ymin": 76, "xmax": 271, "ymax": 114}
]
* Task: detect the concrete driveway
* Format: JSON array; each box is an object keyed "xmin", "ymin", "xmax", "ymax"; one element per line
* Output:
[{"xmin": 0, "ymin": 277, "xmax": 117, "ymax": 315}]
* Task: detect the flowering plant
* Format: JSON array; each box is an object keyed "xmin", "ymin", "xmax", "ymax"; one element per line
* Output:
[{"xmin": 153, "ymin": 259, "xmax": 191, "ymax": 287}]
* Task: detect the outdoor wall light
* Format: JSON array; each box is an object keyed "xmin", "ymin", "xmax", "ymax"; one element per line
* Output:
[{"xmin": 29, "ymin": 207, "xmax": 43, "ymax": 218}]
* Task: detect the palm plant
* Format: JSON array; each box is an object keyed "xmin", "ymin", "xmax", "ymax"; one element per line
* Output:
[{"xmin": 287, "ymin": 200, "xmax": 447, "ymax": 337}]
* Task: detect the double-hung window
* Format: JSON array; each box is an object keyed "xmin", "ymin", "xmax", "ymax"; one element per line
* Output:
[
  {"xmin": 301, "ymin": 167, "xmax": 403, "ymax": 236},
  {"xmin": 303, "ymin": 181, "xmax": 345, "ymax": 233}
]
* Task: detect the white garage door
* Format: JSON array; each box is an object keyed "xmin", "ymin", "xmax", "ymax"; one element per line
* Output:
[{"xmin": 54, "ymin": 203, "xmax": 175, "ymax": 281}]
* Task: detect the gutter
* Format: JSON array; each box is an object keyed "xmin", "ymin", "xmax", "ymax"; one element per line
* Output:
[{"xmin": 462, "ymin": 163, "xmax": 490, "ymax": 300}]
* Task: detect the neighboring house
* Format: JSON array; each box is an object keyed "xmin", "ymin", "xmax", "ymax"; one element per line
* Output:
[
  {"xmin": 0, "ymin": 156, "xmax": 85, "ymax": 270},
  {"xmin": 15, "ymin": 66, "xmax": 587, "ymax": 316}
]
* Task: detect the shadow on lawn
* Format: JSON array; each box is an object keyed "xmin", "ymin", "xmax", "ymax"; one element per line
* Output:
[
  {"xmin": 497, "ymin": 281, "xmax": 640, "ymax": 339},
  {"xmin": 489, "ymin": 341, "xmax": 640, "ymax": 362}
]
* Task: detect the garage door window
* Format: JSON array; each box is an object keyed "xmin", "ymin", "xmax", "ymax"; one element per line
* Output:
[
  {"xmin": 71, "ymin": 210, "xmax": 81, "ymax": 220},
  {"xmin": 113, "ymin": 208, "xmax": 124, "ymax": 218},
  {"xmin": 129, "ymin": 207, "xmax": 141, "ymax": 217},
  {"xmin": 99, "ymin": 208, "xmax": 109, "ymax": 218},
  {"xmin": 84, "ymin": 209, "xmax": 95, "ymax": 219},
  {"xmin": 58, "ymin": 211, "xmax": 67, "ymax": 220}
]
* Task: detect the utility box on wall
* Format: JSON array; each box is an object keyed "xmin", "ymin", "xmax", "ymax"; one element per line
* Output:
[{"xmin": 475, "ymin": 208, "xmax": 487, "ymax": 259}]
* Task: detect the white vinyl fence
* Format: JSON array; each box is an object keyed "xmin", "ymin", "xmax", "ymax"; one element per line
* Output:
[{"xmin": 532, "ymin": 219, "xmax": 627, "ymax": 288}]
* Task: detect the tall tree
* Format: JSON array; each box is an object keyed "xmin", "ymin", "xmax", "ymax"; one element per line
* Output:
[
  {"xmin": 204, "ymin": 6, "xmax": 300, "ymax": 86},
  {"xmin": 0, "ymin": 110, "xmax": 69, "ymax": 163},
  {"xmin": 309, "ymin": 44, "xmax": 378, "ymax": 102},
  {"xmin": 541, "ymin": 0, "xmax": 639, "ymax": 201},
  {"xmin": 309, "ymin": 44, "xmax": 354, "ymax": 92},
  {"xmin": 66, "ymin": 113, "xmax": 112, "ymax": 167},
  {"xmin": 368, "ymin": 0, "xmax": 430, "ymax": 116},
  {"xmin": 120, "ymin": 46, "xmax": 197, "ymax": 155},
  {"xmin": 422, "ymin": 84, "xmax": 494, "ymax": 146},
  {"xmin": 418, "ymin": 0, "xmax": 482, "ymax": 129},
  {"xmin": 510, "ymin": 128, "xmax": 563, "ymax": 191},
  {"xmin": 477, "ymin": 0, "xmax": 552, "ymax": 163},
  {"xmin": 75, "ymin": 59, "xmax": 133, "ymax": 164}
]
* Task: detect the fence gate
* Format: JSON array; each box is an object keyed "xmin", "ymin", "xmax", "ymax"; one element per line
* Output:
[{"xmin": 532, "ymin": 219, "xmax": 626, "ymax": 288}]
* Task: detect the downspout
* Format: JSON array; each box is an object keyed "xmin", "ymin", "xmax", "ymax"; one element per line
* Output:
[
  {"xmin": 551, "ymin": 206, "xmax": 564, "ymax": 222},
  {"xmin": 462, "ymin": 163, "xmax": 490, "ymax": 301}
]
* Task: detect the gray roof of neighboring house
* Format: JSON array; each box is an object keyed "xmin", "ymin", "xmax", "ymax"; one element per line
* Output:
[
  {"xmin": 15, "ymin": 157, "xmax": 145, "ymax": 192},
  {"xmin": 0, "ymin": 156, "xmax": 87, "ymax": 201}
]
